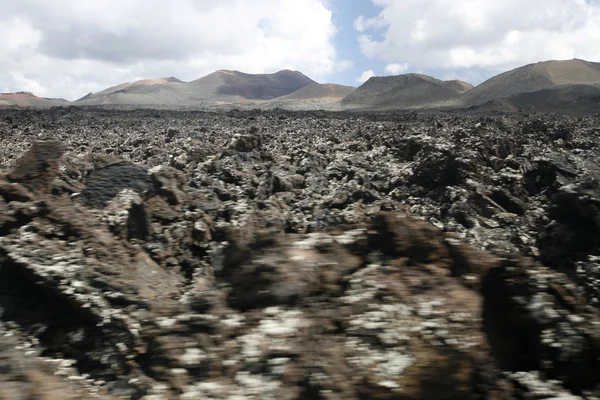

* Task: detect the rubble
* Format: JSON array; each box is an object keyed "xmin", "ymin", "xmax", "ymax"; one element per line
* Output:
[{"xmin": 1, "ymin": 108, "xmax": 600, "ymax": 398}]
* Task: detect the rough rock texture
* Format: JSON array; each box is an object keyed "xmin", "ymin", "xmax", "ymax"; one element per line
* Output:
[
  {"xmin": 1, "ymin": 109, "xmax": 600, "ymax": 398},
  {"xmin": 7, "ymin": 139, "xmax": 65, "ymax": 194}
]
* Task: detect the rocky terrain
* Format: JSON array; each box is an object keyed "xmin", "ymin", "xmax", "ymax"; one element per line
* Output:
[{"xmin": 1, "ymin": 107, "xmax": 600, "ymax": 398}]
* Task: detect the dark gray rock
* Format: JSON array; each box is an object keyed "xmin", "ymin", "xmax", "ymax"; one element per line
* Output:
[
  {"xmin": 78, "ymin": 159, "xmax": 150, "ymax": 209},
  {"xmin": 1, "ymin": 108, "xmax": 600, "ymax": 398}
]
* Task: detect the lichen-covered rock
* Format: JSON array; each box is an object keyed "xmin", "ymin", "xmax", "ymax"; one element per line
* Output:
[
  {"xmin": 482, "ymin": 257, "xmax": 600, "ymax": 392},
  {"xmin": 2, "ymin": 109, "xmax": 600, "ymax": 398},
  {"xmin": 0, "ymin": 334, "xmax": 106, "ymax": 400}
]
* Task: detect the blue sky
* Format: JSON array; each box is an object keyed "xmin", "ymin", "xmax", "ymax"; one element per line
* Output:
[
  {"xmin": 328, "ymin": 0, "xmax": 492, "ymax": 87},
  {"xmin": 330, "ymin": 0, "xmax": 381, "ymax": 85},
  {"xmin": 325, "ymin": 0, "xmax": 600, "ymax": 87}
]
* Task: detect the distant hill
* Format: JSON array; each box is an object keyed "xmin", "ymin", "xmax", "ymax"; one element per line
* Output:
[
  {"xmin": 77, "ymin": 70, "xmax": 316, "ymax": 106},
  {"xmin": 187, "ymin": 70, "xmax": 316, "ymax": 101},
  {"xmin": 0, "ymin": 92, "xmax": 68, "ymax": 107},
  {"xmin": 276, "ymin": 83, "xmax": 355, "ymax": 101},
  {"xmin": 341, "ymin": 59, "xmax": 600, "ymax": 113},
  {"xmin": 467, "ymin": 83, "xmax": 600, "ymax": 115},
  {"xmin": 78, "ymin": 77, "xmax": 183, "ymax": 100},
  {"xmin": 232, "ymin": 83, "xmax": 356, "ymax": 112},
  {"xmin": 460, "ymin": 59, "xmax": 600, "ymax": 106},
  {"xmin": 6, "ymin": 59, "xmax": 600, "ymax": 113},
  {"xmin": 341, "ymin": 74, "xmax": 473, "ymax": 110},
  {"xmin": 76, "ymin": 77, "xmax": 188, "ymax": 105}
]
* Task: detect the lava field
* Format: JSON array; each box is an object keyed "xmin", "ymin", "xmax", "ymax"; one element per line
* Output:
[{"xmin": 1, "ymin": 107, "xmax": 600, "ymax": 399}]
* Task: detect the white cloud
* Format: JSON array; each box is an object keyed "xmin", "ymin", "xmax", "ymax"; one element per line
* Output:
[
  {"xmin": 336, "ymin": 60, "xmax": 355, "ymax": 72},
  {"xmin": 354, "ymin": 15, "xmax": 367, "ymax": 32},
  {"xmin": 384, "ymin": 63, "xmax": 409, "ymax": 74},
  {"xmin": 357, "ymin": 69, "xmax": 376, "ymax": 83},
  {"xmin": 358, "ymin": 0, "xmax": 600, "ymax": 72},
  {"xmin": 354, "ymin": 14, "xmax": 387, "ymax": 33},
  {"xmin": 0, "ymin": 0, "xmax": 349, "ymax": 99}
]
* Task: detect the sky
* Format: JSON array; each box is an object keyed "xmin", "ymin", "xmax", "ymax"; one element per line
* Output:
[{"xmin": 2, "ymin": 0, "xmax": 600, "ymax": 100}]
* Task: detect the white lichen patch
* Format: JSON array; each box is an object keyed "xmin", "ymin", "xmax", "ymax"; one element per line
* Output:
[
  {"xmin": 181, "ymin": 348, "xmax": 205, "ymax": 366},
  {"xmin": 236, "ymin": 308, "xmax": 308, "ymax": 364},
  {"xmin": 341, "ymin": 269, "xmax": 416, "ymax": 389},
  {"xmin": 334, "ymin": 228, "xmax": 366, "ymax": 246},
  {"xmin": 293, "ymin": 233, "xmax": 334, "ymax": 249}
]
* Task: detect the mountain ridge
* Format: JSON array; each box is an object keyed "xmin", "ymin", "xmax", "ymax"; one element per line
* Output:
[
  {"xmin": 459, "ymin": 58, "xmax": 600, "ymax": 106},
  {"xmin": 76, "ymin": 70, "xmax": 317, "ymax": 106},
  {"xmin": 3, "ymin": 59, "xmax": 600, "ymax": 113},
  {"xmin": 340, "ymin": 73, "xmax": 473, "ymax": 110}
]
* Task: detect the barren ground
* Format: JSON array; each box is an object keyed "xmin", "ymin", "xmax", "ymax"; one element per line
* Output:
[{"xmin": 1, "ymin": 108, "xmax": 600, "ymax": 399}]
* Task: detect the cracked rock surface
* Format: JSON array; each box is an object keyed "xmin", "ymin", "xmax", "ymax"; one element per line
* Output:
[{"xmin": 1, "ymin": 108, "xmax": 600, "ymax": 398}]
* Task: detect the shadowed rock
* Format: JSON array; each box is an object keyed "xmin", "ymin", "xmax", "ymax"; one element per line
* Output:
[{"xmin": 78, "ymin": 158, "xmax": 151, "ymax": 209}]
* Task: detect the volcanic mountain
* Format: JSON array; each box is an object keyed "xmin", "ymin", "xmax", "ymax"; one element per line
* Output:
[
  {"xmin": 0, "ymin": 92, "xmax": 68, "ymax": 107},
  {"xmin": 76, "ymin": 77, "xmax": 188, "ymax": 105},
  {"xmin": 186, "ymin": 69, "xmax": 316, "ymax": 101},
  {"xmin": 5, "ymin": 59, "xmax": 600, "ymax": 113},
  {"xmin": 340, "ymin": 74, "xmax": 473, "ymax": 110},
  {"xmin": 77, "ymin": 70, "xmax": 316, "ymax": 106},
  {"xmin": 276, "ymin": 83, "xmax": 355, "ymax": 101},
  {"xmin": 460, "ymin": 58, "xmax": 600, "ymax": 106}
]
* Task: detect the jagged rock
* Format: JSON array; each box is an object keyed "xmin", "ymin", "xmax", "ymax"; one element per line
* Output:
[
  {"xmin": 0, "ymin": 149, "xmax": 186, "ymax": 397},
  {"xmin": 197, "ymin": 213, "xmax": 508, "ymax": 399},
  {"xmin": 411, "ymin": 144, "xmax": 471, "ymax": 188},
  {"xmin": 102, "ymin": 189, "xmax": 151, "ymax": 241},
  {"xmin": 539, "ymin": 178, "xmax": 600, "ymax": 270},
  {"xmin": 482, "ymin": 257, "xmax": 600, "ymax": 391},
  {"xmin": 232, "ymin": 132, "xmax": 262, "ymax": 152},
  {"xmin": 78, "ymin": 158, "xmax": 151, "ymax": 209},
  {"xmin": 1, "ymin": 109, "xmax": 600, "ymax": 398},
  {"xmin": 7, "ymin": 140, "xmax": 65, "ymax": 194},
  {"xmin": 145, "ymin": 166, "xmax": 188, "ymax": 219},
  {"xmin": 0, "ymin": 334, "xmax": 102, "ymax": 400},
  {"xmin": 524, "ymin": 157, "xmax": 578, "ymax": 195}
]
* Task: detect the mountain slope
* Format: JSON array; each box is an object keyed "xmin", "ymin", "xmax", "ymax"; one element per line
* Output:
[
  {"xmin": 0, "ymin": 93, "xmax": 68, "ymax": 107},
  {"xmin": 467, "ymin": 83, "xmax": 600, "ymax": 115},
  {"xmin": 76, "ymin": 77, "xmax": 189, "ymax": 105},
  {"xmin": 341, "ymin": 74, "xmax": 473, "ymax": 109},
  {"xmin": 460, "ymin": 59, "xmax": 600, "ymax": 106},
  {"xmin": 186, "ymin": 69, "xmax": 316, "ymax": 101},
  {"xmin": 275, "ymin": 83, "xmax": 355, "ymax": 101},
  {"xmin": 77, "ymin": 70, "xmax": 316, "ymax": 105},
  {"xmin": 84, "ymin": 77, "xmax": 184, "ymax": 99}
]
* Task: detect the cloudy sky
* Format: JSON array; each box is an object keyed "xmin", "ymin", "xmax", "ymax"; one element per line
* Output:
[{"xmin": 2, "ymin": 0, "xmax": 600, "ymax": 100}]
